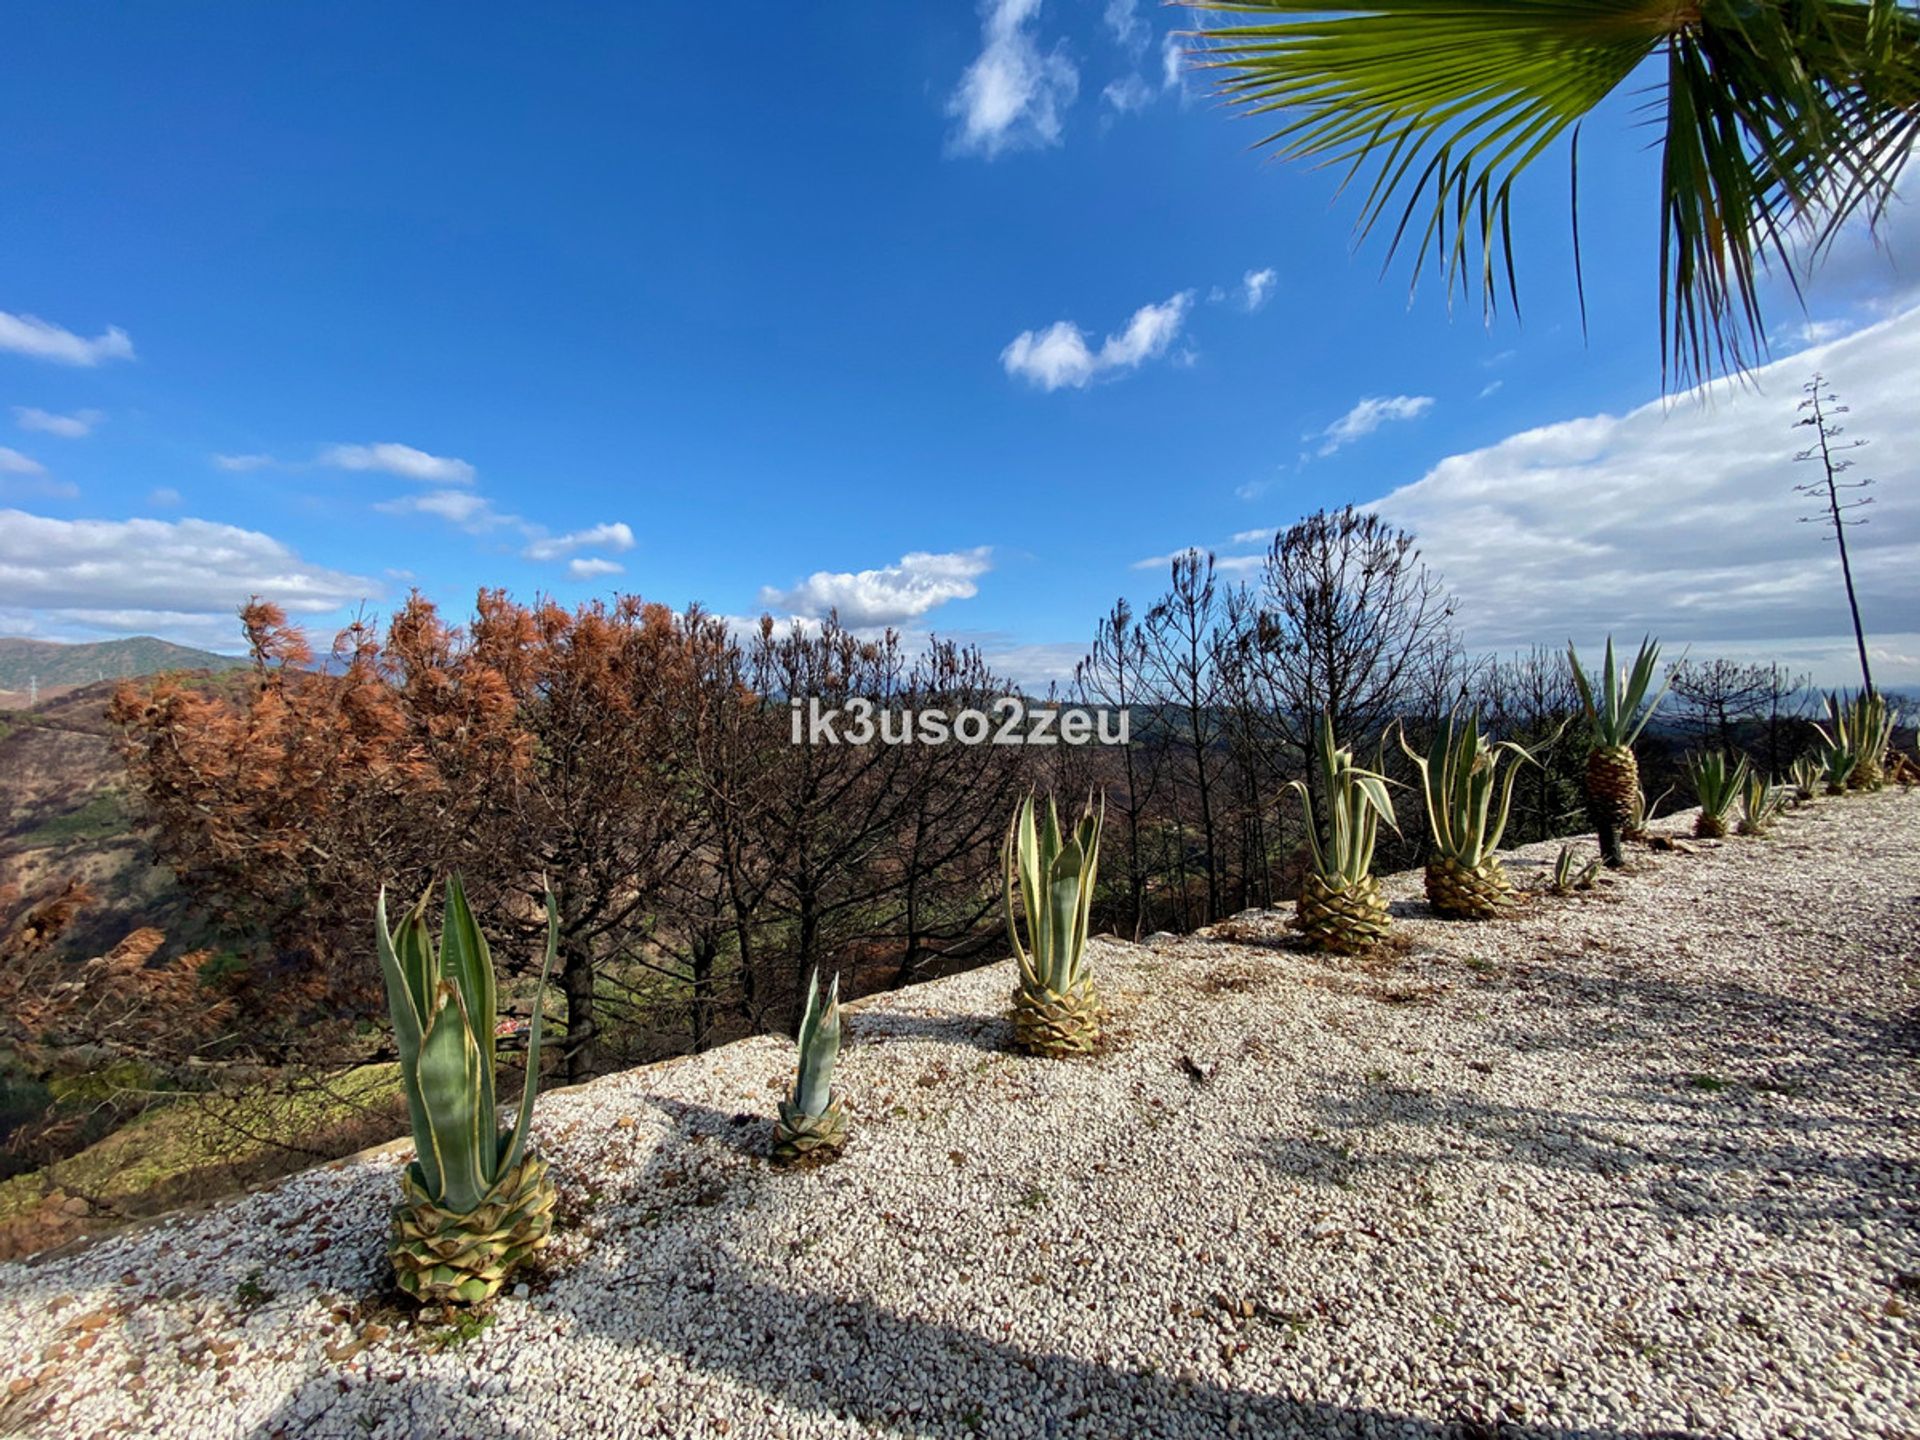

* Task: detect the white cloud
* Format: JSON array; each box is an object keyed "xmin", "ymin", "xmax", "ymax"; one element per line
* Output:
[
  {"xmin": 1161, "ymin": 31, "xmax": 1184, "ymax": 89},
  {"xmin": 1101, "ymin": 74, "xmax": 1155, "ymax": 113},
  {"xmin": 0, "ymin": 447, "xmax": 46, "ymax": 476},
  {"xmin": 1103, "ymin": 0, "xmax": 1146, "ymax": 51},
  {"xmin": 0, "ymin": 509, "xmax": 373, "ymax": 651},
  {"xmin": 13, "ymin": 406, "xmax": 102, "ymax": 438},
  {"xmin": 374, "ymin": 489, "xmax": 513, "ymax": 531},
  {"xmin": 567, "ymin": 556, "xmax": 624, "ymax": 579},
  {"xmin": 946, "ymin": 0, "xmax": 1079, "ymax": 159},
  {"xmin": 147, "ymin": 487, "xmax": 182, "ymax": 509},
  {"xmin": 1479, "ymin": 380, "xmax": 1505, "ymax": 399},
  {"xmin": 1231, "ymin": 528, "xmax": 1272, "ymax": 545},
  {"xmin": 1317, "ymin": 394, "xmax": 1436, "ymax": 455},
  {"xmin": 523, "ymin": 522, "xmax": 635, "ymax": 562},
  {"xmin": 0, "ymin": 310, "xmax": 135, "ymax": 366},
  {"xmin": 1002, "ymin": 290, "xmax": 1194, "ymax": 391},
  {"xmin": 759, "ymin": 547, "xmax": 993, "ymax": 627},
  {"xmin": 213, "ymin": 453, "xmax": 277, "ymax": 472},
  {"xmin": 319, "ymin": 442, "xmax": 476, "ymax": 484},
  {"xmin": 1242, "ymin": 268, "xmax": 1276, "ymax": 312},
  {"xmin": 1373, "ymin": 304, "xmax": 1920, "ymax": 686}
]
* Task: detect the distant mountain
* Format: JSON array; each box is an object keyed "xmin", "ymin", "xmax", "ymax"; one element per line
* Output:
[{"xmin": 0, "ymin": 636, "xmax": 249, "ymax": 697}]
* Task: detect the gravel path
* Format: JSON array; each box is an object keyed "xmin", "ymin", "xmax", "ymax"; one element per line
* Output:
[{"xmin": 3, "ymin": 793, "xmax": 1916, "ymax": 1440}]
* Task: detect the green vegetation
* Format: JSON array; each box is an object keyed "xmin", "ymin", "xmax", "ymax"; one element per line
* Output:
[
  {"xmin": 0, "ymin": 635, "xmax": 248, "ymax": 694},
  {"xmin": 1005, "ymin": 792, "xmax": 1104, "ymax": 1058},
  {"xmin": 1398, "ymin": 710, "xmax": 1543, "ymax": 920},
  {"xmin": 1288, "ymin": 713, "xmax": 1396, "ymax": 954},
  {"xmin": 21, "ymin": 790, "xmax": 130, "ymax": 848},
  {"xmin": 1687, "ymin": 751, "xmax": 1749, "ymax": 840},
  {"xmin": 379, "ymin": 877, "xmax": 558, "ymax": 1305},
  {"xmin": 1570, "ymin": 636, "xmax": 1669, "ymax": 866},
  {"xmin": 771, "ymin": 968, "xmax": 848, "ymax": 1165}
]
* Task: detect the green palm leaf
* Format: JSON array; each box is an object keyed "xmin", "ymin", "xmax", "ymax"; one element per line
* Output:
[{"xmin": 1187, "ymin": 0, "xmax": 1920, "ymax": 386}]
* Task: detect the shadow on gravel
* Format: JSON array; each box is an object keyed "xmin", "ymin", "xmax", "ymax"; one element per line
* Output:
[
  {"xmin": 216, "ymin": 1091, "xmax": 1716, "ymax": 1440},
  {"xmin": 845, "ymin": 1008, "xmax": 1012, "ymax": 1053},
  {"xmin": 1258, "ymin": 962, "xmax": 1920, "ymax": 1233}
]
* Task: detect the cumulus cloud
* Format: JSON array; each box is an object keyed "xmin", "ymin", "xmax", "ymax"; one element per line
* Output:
[
  {"xmin": 947, "ymin": 0, "xmax": 1079, "ymax": 158},
  {"xmin": 567, "ymin": 556, "xmax": 624, "ymax": 579},
  {"xmin": 1317, "ymin": 394, "xmax": 1436, "ymax": 455},
  {"xmin": 0, "ymin": 509, "xmax": 373, "ymax": 650},
  {"xmin": 1372, "ymin": 304, "xmax": 1920, "ymax": 685},
  {"xmin": 1002, "ymin": 291, "xmax": 1194, "ymax": 391},
  {"xmin": 0, "ymin": 310, "xmax": 135, "ymax": 366},
  {"xmin": 523, "ymin": 522, "xmax": 635, "ymax": 562},
  {"xmin": 1242, "ymin": 268, "xmax": 1276, "ymax": 312},
  {"xmin": 319, "ymin": 442, "xmax": 476, "ymax": 485},
  {"xmin": 759, "ymin": 547, "xmax": 993, "ymax": 627},
  {"xmin": 13, "ymin": 406, "xmax": 102, "ymax": 438},
  {"xmin": 0, "ymin": 447, "xmax": 46, "ymax": 476}
]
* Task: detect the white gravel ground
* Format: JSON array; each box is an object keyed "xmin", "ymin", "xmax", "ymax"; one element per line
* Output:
[{"xmin": 2, "ymin": 792, "xmax": 1916, "ymax": 1440}]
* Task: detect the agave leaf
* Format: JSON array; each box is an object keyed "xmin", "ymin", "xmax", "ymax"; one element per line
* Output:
[
  {"xmin": 440, "ymin": 875, "xmax": 497, "ymax": 1146},
  {"xmin": 376, "ymin": 887, "xmax": 437, "ymax": 1200},
  {"xmin": 792, "ymin": 968, "xmax": 841, "ymax": 1117},
  {"xmin": 416, "ymin": 979, "xmax": 490, "ymax": 1213},
  {"xmin": 1046, "ymin": 841, "xmax": 1085, "ymax": 992}
]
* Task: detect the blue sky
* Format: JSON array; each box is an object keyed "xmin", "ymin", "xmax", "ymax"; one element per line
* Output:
[{"xmin": 3, "ymin": 1, "xmax": 1916, "ymax": 687}]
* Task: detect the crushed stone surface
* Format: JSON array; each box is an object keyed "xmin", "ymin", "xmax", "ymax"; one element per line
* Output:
[{"xmin": 2, "ymin": 792, "xmax": 1916, "ymax": 1439}]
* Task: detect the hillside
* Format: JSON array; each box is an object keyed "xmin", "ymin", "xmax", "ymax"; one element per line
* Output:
[
  {"xmin": 0, "ymin": 636, "xmax": 248, "ymax": 705},
  {"xmin": 0, "ymin": 793, "xmax": 1912, "ymax": 1439}
]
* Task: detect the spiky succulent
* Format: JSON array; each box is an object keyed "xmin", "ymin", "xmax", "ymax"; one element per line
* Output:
[
  {"xmin": 1397, "ymin": 709, "xmax": 1540, "ymax": 919},
  {"xmin": 1289, "ymin": 712, "xmax": 1397, "ymax": 952},
  {"xmin": 377, "ymin": 877, "xmax": 557, "ymax": 1305},
  {"xmin": 1568, "ymin": 636, "xmax": 1669, "ymax": 862},
  {"xmin": 1815, "ymin": 731, "xmax": 1860, "ymax": 794},
  {"xmin": 1005, "ymin": 792, "xmax": 1104, "ymax": 1057},
  {"xmin": 1816, "ymin": 691, "xmax": 1899, "ymax": 790},
  {"xmin": 1787, "ymin": 756, "xmax": 1820, "ymax": 805},
  {"xmin": 1737, "ymin": 771, "xmax": 1787, "ymax": 837},
  {"xmin": 773, "ymin": 967, "xmax": 847, "ymax": 1164},
  {"xmin": 1686, "ymin": 751, "xmax": 1748, "ymax": 840},
  {"xmin": 1545, "ymin": 843, "xmax": 1600, "ymax": 895}
]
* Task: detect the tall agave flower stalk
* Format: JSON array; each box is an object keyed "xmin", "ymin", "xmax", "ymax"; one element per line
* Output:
[
  {"xmin": 378, "ymin": 877, "xmax": 557, "ymax": 1306},
  {"xmin": 1569, "ymin": 636, "xmax": 1669, "ymax": 865},
  {"xmin": 1397, "ymin": 710, "xmax": 1540, "ymax": 920},
  {"xmin": 773, "ymin": 968, "xmax": 846, "ymax": 1164},
  {"xmin": 1737, "ymin": 771, "xmax": 1787, "ymax": 837},
  {"xmin": 1004, "ymin": 792, "xmax": 1104, "ymax": 1057},
  {"xmin": 1289, "ymin": 712, "xmax": 1397, "ymax": 953},
  {"xmin": 1816, "ymin": 691, "xmax": 1898, "ymax": 790},
  {"xmin": 1686, "ymin": 751, "xmax": 1748, "ymax": 840}
]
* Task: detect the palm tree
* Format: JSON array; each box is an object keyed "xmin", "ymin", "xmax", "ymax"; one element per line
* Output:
[{"xmin": 1188, "ymin": 1, "xmax": 1920, "ymax": 385}]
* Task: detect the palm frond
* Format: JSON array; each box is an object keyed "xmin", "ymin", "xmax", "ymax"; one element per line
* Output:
[{"xmin": 1187, "ymin": 0, "xmax": 1920, "ymax": 386}]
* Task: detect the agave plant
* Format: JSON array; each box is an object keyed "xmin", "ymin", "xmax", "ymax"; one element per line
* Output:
[
  {"xmin": 1816, "ymin": 690, "xmax": 1899, "ymax": 790},
  {"xmin": 378, "ymin": 876, "xmax": 557, "ymax": 1306},
  {"xmin": 773, "ymin": 967, "xmax": 846, "ymax": 1165},
  {"xmin": 1621, "ymin": 782, "xmax": 1675, "ymax": 843},
  {"xmin": 1817, "ymin": 733, "xmax": 1860, "ymax": 795},
  {"xmin": 1737, "ymin": 771, "xmax": 1788, "ymax": 837},
  {"xmin": 1289, "ymin": 712, "xmax": 1397, "ymax": 953},
  {"xmin": 1004, "ymin": 792, "xmax": 1103, "ymax": 1057},
  {"xmin": 1686, "ymin": 751, "xmax": 1749, "ymax": 840},
  {"xmin": 1545, "ymin": 843, "xmax": 1600, "ymax": 896},
  {"xmin": 1397, "ymin": 710, "xmax": 1540, "ymax": 920},
  {"xmin": 1569, "ymin": 637, "xmax": 1669, "ymax": 865},
  {"xmin": 1787, "ymin": 756, "xmax": 1821, "ymax": 805}
]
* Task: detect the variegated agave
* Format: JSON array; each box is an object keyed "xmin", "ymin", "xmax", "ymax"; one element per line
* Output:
[
  {"xmin": 378, "ymin": 877, "xmax": 557, "ymax": 1305},
  {"xmin": 1005, "ymin": 793, "xmax": 1104, "ymax": 1057},
  {"xmin": 1686, "ymin": 751, "xmax": 1748, "ymax": 840},
  {"xmin": 1397, "ymin": 709, "xmax": 1542, "ymax": 919},
  {"xmin": 1289, "ymin": 712, "xmax": 1397, "ymax": 953}
]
